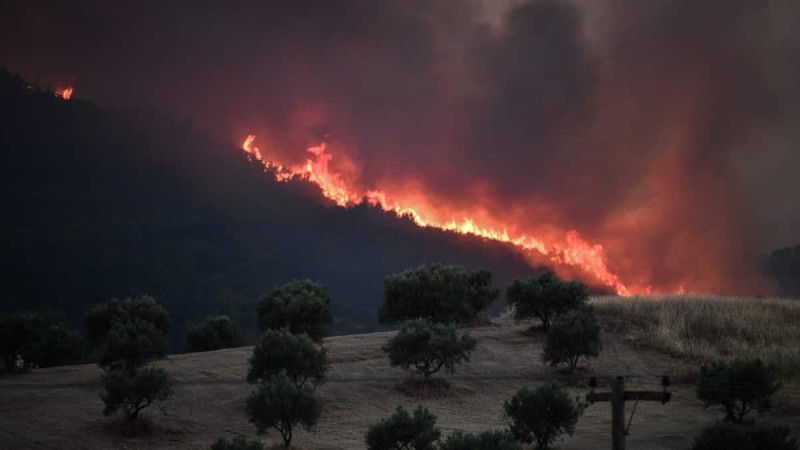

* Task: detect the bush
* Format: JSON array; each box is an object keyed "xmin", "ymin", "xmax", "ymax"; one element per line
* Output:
[
  {"xmin": 257, "ymin": 280, "xmax": 333, "ymax": 342},
  {"xmin": 101, "ymin": 366, "xmax": 172, "ymax": 421},
  {"xmin": 0, "ymin": 312, "xmax": 43, "ymax": 373},
  {"xmin": 85, "ymin": 296, "xmax": 170, "ymax": 347},
  {"xmin": 187, "ymin": 315, "xmax": 245, "ymax": 352},
  {"xmin": 247, "ymin": 329, "xmax": 327, "ymax": 388},
  {"xmin": 503, "ymin": 383, "xmax": 586, "ymax": 449},
  {"xmin": 541, "ymin": 306, "xmax": 602, "ymax": 373},
  {"xmin": 506, "ymin": 272, "xmax": 588, "ymax": 331},
  {"xmin": 383, "ymin": 320, "xmax": 476, "ymax": 381},
  {"xmin": 98, "ymin": 319, "xmax": 168, "ymax": 372},
  {"xmin": 379, "ymin": 264, "xmax": 499, "ymax": 324},
  {"xmin": 35, "ymin": 323, "xmax": 84, "ymax": 368},
  {"xmin": 210, "ymin": 436, "xmax": 264, "ymax": 450},
  {"xmin": 697, "ymin": 359, "xmax": 780, "ymax": 423},
  {"xmin": 365, "ymin": 405, "xmax": 441, "ymax": 450},
  {"xmin": 246, "ymin": 371, "xmax": 320, "ymax": 448},
  {"xmin": 440, "ymin": 430, "xmax": 520, "ymax": 450},
  {"xmin": 690, "ymin": 422, "xmax": 798, "ymax": 450}
]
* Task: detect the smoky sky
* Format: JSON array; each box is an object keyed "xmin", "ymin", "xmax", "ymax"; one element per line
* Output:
[{"xmin": 1, "ymin": 0, "xmax": 798, "ymax": 293}]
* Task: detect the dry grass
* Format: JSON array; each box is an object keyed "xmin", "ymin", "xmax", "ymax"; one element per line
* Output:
[{"xmin": 592, "ymin": 295, "xmax": 800, "ymax": 379}]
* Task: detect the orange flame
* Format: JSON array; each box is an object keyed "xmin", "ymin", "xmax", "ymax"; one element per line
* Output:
[
  {"xmin": 56, "ymin": 87, "xmax": 73, "ymax": 100},
  {"xmin": 242, "ymin": 134, "xmax": 634, "ymax": 295}
]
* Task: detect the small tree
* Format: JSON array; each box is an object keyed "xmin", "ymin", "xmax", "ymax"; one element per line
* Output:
[
  {"xmin": 248, "ymin": 329, "xmax": 327, "ymax": 388},
  {"xmin": 246, "ymin": 371, "xmax": 320, "ymax": 448},
  {"xmin": 506, "ymin": 272, "xmax": 587, "ymax": 331},
  {"xmin": 85, "ymin": 296, "xmax": 170, "ymax": 347},
  {"xmin": 211, "ymin": 435, "xmax": 265, "ymax": 450},
  {"xmin": 697, "ymin": 359, "xmax": 780, "ymax": 423},
  {"xmin": 101, "ymin": 366, "xmax": 172, "ymax": 421},
  {"xmin": 440, "ymin": 430, "xmax": 520, "ymax": 450},
  {"xmin": 257, "ymin": 280, "xmax": 333, "ymax": 342},
  {"xmin": 365, "ymin": 405, "xmax": 441, "ymax": 450},
  {"xmin": 187, "ymin": 315, "xmax": 245, "ymax": 352},
  {"xmin": 380, "ymin": 265, "xmax": 499, "ymax": 325},
  {"xmin": 98, "ymin": 319, "xmax": 168, "ymax": 372},
  {"xmin": 383, "ymin": 320, "xmax": 476, "ymax": 382},
  {"xmin": 0, "ymin": 312, "xmax": 43, "ymax": 373},
  {"xmin": 35, "ymin": 323, "xmax": 84, "ymax": 368},
  {"xmin": 690, "ymin": 422, "xmax": 798, "ymax": 450},
  {"xmin": 503, "ymin": 384, "xmax": 586, "ymax": 449},
  {"xmin": 541, "ymin": 306, "xmax": 602, "ymax": 373}
]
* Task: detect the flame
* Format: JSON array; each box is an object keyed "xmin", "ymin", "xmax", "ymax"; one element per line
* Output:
[
  {"xmin": 56, "ymin": 87, "xmax": 73, "ymax": 100},
  {"xmin": 242, "ymin": 134, "xmax": 636, "ymax": 295}
]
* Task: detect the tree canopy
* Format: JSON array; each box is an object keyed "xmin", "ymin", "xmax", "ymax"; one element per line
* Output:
[
  {"xmin": 506, "ymin": 272, "xmax": 588, "ymax": 331},
  {"xmin": 504, "ymin": 383, "xmax": 586, "ymax": 449},
  {"xmin": 257, "ymin": 280, "xmax": 333, "ymax": 342},
  {"xmin": 383, "ymin": 319, "xmax": 476, "ymax": 381},
  {"xmin": 35, "ymin": 324, "xmax": 84, "ymax": 368},
  {"xmin": 439, "ymin": 430, "xmax": 520, "ymax": 450},
  {"xmin": 246, "ymin": 371, "xmax": 320, "ymax": 448},
  {"xmin": 85, "ymin": 296, "xmax": 170, "ymax": 347},
  {"xmin": 0, "ymin": 312, "xmax": 43, "ymax": 373},
  {"xmin": 365, "ymin": 405, "xmax": 441, "ymax": 450},
  {"xmin": 697, "ymin": 359, "xmax": 780, "ymax": 423},
  {"xmin": 101, "ymin": 365, "xmax": 172, "ymax": 421},
  {"xmin": 247, "ymin": 329, "xmax": 328, "ymax": 388},
  {"xmin": 187, "ymin": 315, "xmax": 245, "ymax": 352},
  {"xmin": 541, "ymin": 306, "xmax": 602, "ymax": 373}
]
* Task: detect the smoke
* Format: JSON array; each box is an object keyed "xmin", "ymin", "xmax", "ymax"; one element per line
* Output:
[{"xmin": 1, "ymin": 0, "xmax": 797, "ymax": 294}]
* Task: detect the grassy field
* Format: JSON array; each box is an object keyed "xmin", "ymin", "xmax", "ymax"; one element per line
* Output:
[{"xmin": 592, "ymin": 295, "xmax": 800, "ymax": 379}]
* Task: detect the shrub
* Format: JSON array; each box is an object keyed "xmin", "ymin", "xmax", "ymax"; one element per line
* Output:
[
  {"xmin": 383, "ymin": 320, "xmax": 476, "ymax": 381},
  {"xmin": 697, "ymin": 359, "xmax": 780, "ymax": 423},
  {"xmin": 0, "ymin": 312, "xmax": 43, "ymax": 373},
  {"xmin": 35, "ymin": 323, "xmax": 84, "ymax": 368},
  {"xmin": 210, "ymin": 436, "xmax": 264, "ymax": 450},
  {"xmin": 257, "ymin": 280, "xmax": 332, "ymax": 342},
  {"xmin": 690, "ymin": 422, "xmax": 798, "ymax": 450},
  {"xmin": 541, "ymin": 306, "xmax": 602, "ymax": 373},
  {"xmin": 440, "ymin": 430, "xmax": 520, "ymax": 450},
  {"xmin": 365, "ymin": 405, "xmax": 441, "ymax": 450},
  {"xmin": 379, "ymin": 265, "xmax": 499, "ymax": 324},
  {"xmin": 101, "ymin": 366, "xmax": 172, "ymax": 421},
  {"xmin": 85, "ymin": 296, "xmax": 170, "ymax": 347},
  {"xmin": 247, "ymin": 329, "xmax": 327, "ymax": 388},
  {"xmin": 246, "ymin": 371, "xmax": 320, "ymax": 448},
  {"xmin": 98, "ymin": 319, "xmax": 168, "ymax": 372},
  {"xmin": 506, "ymin": 272, "xmax": 588, "ymax": 331},
  {"xmin": 503, "ymin": 383, "xmax": 586, "ymax": 449},
  {"xmin": 187, "ymin": 315, "xmax": 245, "ymax": 352}
]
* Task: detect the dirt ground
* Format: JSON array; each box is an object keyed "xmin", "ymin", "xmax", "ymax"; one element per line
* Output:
[{"xmin": 1, "ymin": 315, "xmax": 797, "ymax": 449}]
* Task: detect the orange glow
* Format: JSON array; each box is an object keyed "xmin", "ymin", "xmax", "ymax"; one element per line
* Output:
[
  {"xmin": 242, "ymin": 134, "xmax": 636, "ymax": 295},
  {"xmin": 56, "ymin": 87, "xmax": 73, "ymax": 100}
]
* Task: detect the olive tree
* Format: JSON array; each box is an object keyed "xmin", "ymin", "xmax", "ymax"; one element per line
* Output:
[
  {"xmin": 210, "ymin": 436, "xmax": 265, "ymax": 450},
  {"xmin": 98, "ymin": 319, "xmax": 167, "ymax": 372},
  {"xmin": 380, "ymin": 265, "xmax": 499, "ymax": 324},
  {"xmin": 690, "ymin": 422, "xmax": 798, "ymax": 450},
  {"xmin": 503, "ymin": 384, "xmax": 586, "ymax": 449},
  {"xmin": 440, "ymin": 430, "xmax": 520, "ymax": 450},
  {"xmin": 187, "ymin": 315, "xmax": 245, "ymax": 352},
  {"xmin": 247, "ymin": 329, "xmax": 327, "ymax": 388},
  {"xmin": 85, "ymin": 295, "xmax": 170, "ymax": 347},
  {"xmin": 697, "ymin": 359, "xmax": 780, "ymax": 423},
  {"xmin": 541, "ymin": 306, "xmax": 602, "ymax": 373},
  {"xmin": 246, "ymin": 372, "xmax": 320, "ymax": 448},
  {"xmin": 101, "ymin": 366, "xmax": 172, "ymax": 421},
  {"xmin": 383, "ymin": 320, "xmax": 476, "ymax": 382},
  {"xmin": 35, "ymin": 323, "xmax": 84, "ymax": 368},
  {"xmin": 365, "ymin": 405, "xmax": 441, "ymax": 450},
  {"xmin": 506, "ymin": 273, "xmax": 588, "ymax": 331},
  {"xmin": 0, "ymin": 312, "xmax": 43, "ymax": 373},
  {"xmin": 257, "ymin": 280, "xmax": 332, "ymax": 342}
]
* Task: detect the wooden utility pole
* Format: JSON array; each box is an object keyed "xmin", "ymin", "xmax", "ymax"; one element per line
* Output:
[{"xmin": 586, "ymin": 376, "xmax": 671, "ymax": 450}]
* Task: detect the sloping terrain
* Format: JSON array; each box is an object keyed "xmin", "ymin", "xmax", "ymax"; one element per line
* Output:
[{"xmin": 2, "ymin": 311, "xmax": 797, "ymax": 449}]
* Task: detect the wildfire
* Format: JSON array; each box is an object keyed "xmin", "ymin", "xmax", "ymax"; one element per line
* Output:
[
  {"xmin": 242, "ymin": 134, "xmax": 634, "ymax": 295},
  {"xmin": 56, "ymin": 87, "xmax": 73, "ymax": 100}
]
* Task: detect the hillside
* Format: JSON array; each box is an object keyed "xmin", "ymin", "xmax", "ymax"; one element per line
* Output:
[
  {"xmin": 1, "ymin": 296, "xmax": 798, "ymax": 449},
  {"xmin": 0, "ymin": 67, "xmax": 539, "ymax": 349}
]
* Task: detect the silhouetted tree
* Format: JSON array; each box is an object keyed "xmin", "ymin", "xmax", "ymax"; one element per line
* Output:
[
  {"xmin": 380, "ymin": 264, "xmax": 499, "ymax": 324},
  {"xmin": 383, "ymin": 320, "xmax": 476, "ymax": 382},
  {"xmin": 690, "ymin": 422, "xmax": 799, "ymax": 450},
  {"xmin": 85, "ymin": 296, "xmax": 170, "ymax": 347},
  {"xmin": 98, "ymin": 319, "xmax": 168, "ymax": 373},
  {"xmin": 34, "ymin": 323, "xmax": 84, "ymax": 368},
  {"xmin": 365, "ymin": 405, "xmax": 441, "ymax": 450},
  {"xmin": 504, "ymin": 384, "xmax": 586, "ymax": 449},
  {"xmin": 541, "ymin": 306, "xmax": 602, "ymax": 373},
  {"xmin": 506, "ymin": 272, "xmax": 588, "ymax": 331},
  {"xmin": 248, "ymin": 329, "xmax": 327, "ymax": 388},
  {"xmin": 0, "ymin": 312, "xmax": 43, "ymax": 373},
  {"xmin": 187, "ymin": 315, "xmax": 245, "ymax": 352},
  {"xmin": 440, "ymin": 430, "xmax": 520, "ymax": 450},
  {"xmin": 101, "ymin": 366, "xmax": 172, "ymax": 421},
  {"xmin": 697, "ymin": 359, "xmax": 780, "ymax": 423},
  {"xmin": 246, "ymin": 371, "xmax": 320, "ymax": 448},
  {"xmin": 210, "ymin": 436, "xmax": 264, "ymax": 450},
  {"xmin": 257, "ymin": 280, "xmax": 332, "ymax": 342}
]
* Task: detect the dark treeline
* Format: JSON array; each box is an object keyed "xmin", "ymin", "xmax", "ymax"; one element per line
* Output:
[
  {"xmin": 0, "ymin": 67, "xmax": 538, "ymax": 351},
  {"xmin": 767, "ymin": 244, "xmax": 800, "ymax": 297}
]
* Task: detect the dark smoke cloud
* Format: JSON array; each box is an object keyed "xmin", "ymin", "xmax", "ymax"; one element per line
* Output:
[{"xmin": 1, "ymin": 0, "xmax": 798, "ymax": 294}]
